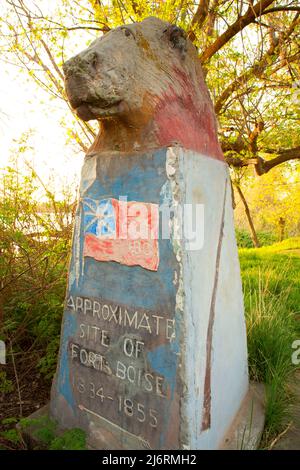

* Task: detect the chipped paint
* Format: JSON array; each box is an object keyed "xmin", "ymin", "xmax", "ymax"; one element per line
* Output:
[
  {"xmin": 51, "ymin": 13, "xmax": 249, "ymax": 449},
  {"xmin": 51, "ymin": 148, "xmax": 249, "ymax": 449},
  {"xmin": 63, "ymin": 17, "xmax": 224, "ymax": 158},
  {"xmin": 166, "ymin": 148, "xmax": 185, "ymax": 314},
  {"xmin": 56, "ymin": 312, "xmax": 77, "ymax": 409},
  {"xmin": 80, "ymin": 155, "xmax": 97, "ymax": 196},
  {"xmin": 202, "ymin": 178, "xmax": 228, "ymax": 431},
  {"xmin": 51, "ymin": 149, "xmax": 183, "ymax": 449}
]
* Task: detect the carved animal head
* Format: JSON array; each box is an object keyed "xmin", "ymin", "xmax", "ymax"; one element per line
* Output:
[{"xmin": 63, "ymin": 17, "xmax": 223, "ymax": 158}]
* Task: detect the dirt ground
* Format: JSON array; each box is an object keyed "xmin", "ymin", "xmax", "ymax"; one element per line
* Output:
[
  {"xmin": 0, "ymin": 351, "xmax": 50, "ymax": 450},
  {"xmin": 1, "ymin": 353, "xmax": 299, "ymax": 450},
  {"xmin": 273, "ymin": 371, "xmax": 300, "ymax": 450}
]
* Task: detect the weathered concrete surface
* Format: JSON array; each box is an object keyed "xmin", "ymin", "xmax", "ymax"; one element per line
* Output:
[
  {"xmin": 175, "ymin": 147, "xmax": 249, "ymax": 449},
  {"xmin": 220, "ymin": 383, "xmax": 265, "ymax": 450},
  {"xmin": 63, "ymin": 17, "xmax": 223, "ymax": 159},
  {"xmin": 50, "ymin": 147, "xmax": 250, "ymax": 449},
  {"xmin": 49, "ymin": 17, "xmax": 253, "ymax": 450},
  {"xmin": 51, "ymin": 148, "xmax": 184, "ymax": 450}
]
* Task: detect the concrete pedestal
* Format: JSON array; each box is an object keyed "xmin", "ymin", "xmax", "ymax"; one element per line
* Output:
[{"xmin": 50, "ymin": 146, "xmax": 249, "ymax": 449}]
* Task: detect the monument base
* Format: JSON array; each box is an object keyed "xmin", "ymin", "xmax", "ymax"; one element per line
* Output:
[
  {"xmin": 220, "ymin": 382, "xmax": 265, "ymax": 450},
  {"xmin": 49, "ymin": 146, "xmax": 251, "ymax": 449},
  {"xmin": 17, "ymin": 405, "xmax": 51, "ymax": 450},
  {"xmin": 19, "ymin": 382, "xmax": 265, "ymax": 450}
]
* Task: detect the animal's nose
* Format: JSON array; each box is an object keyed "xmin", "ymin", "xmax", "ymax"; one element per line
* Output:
[{"xmin": 63, "ymin": 52, "xmax": 100, "ymax": 77}]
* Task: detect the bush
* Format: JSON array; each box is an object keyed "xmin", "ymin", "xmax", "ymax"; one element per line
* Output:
[
  {"xmin": 50, "ymin": 429, "xmax": 86, "ymax": 450},
  {"xmin": 236, "ymin": 229, "xmax": 253, "ymax": 248},
  {"xmin": 258, "ymin": 231, "xmax": 278, "ymax": 247},
  {"xmin": 240, "ymin": 252, "xmax": 300, "ymax": 445},
  {"xmin": 19, "ymin": 416, "xmax": 86, "ymax": 450},
  {"xmin": 0, "ymin": 165, "xmax": 74, "ymax": 380},
  {"xmin": 236, "ymin": 229, "xmax": 278, "ymax": 248}
]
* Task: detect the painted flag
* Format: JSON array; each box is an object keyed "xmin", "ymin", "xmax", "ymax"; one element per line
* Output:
[{"xmin": 82, "ymin": 197, "xmax": 159, "ymax": 271}]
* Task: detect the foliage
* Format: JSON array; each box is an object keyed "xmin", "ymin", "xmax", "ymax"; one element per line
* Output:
[
  {"xmin": 257, "ymin": 232, "xmax": 278, "ymax": 247},
  {"xmin": 236, "ymin": 228, "xmax": 254, "ymax": 248},
  {"xmin": 2, "ymin": 416, "xmax": 88, "ymax": 450},
  {"xmin": 19, "ymin": 416, "xmax": 86, "ymax": 450},
  {"xmin": 1, "ymin": 417, "xmax": 18, "ymax": 425},
  {"xmin": 0, "ymin": 372, "xmax": 14, "ymax": 395},
  {"xmin": 0, "ymin": 0, "xmax": 299, "ymax": 242},
  {"xmin": 240, "ymin": 238, "xmax": 300, "ymax": 316},
  {"xmin": 236, "ymin": 229, "xmax": 277, "ymax": 248},
  {"xmin": 0, "ymin": 0, "xmax": 299, "ymax": 450},
  {"xmin": 0, "ymin": 428, "xmax": 21, "ymax": 445},
  {"xmin": 240, "ymin": 241, "xmax": 300, "ymax": 444},
  {"xmin": 262, "ymin": 236, "xmax": 300, "ymax": 253},
  {"xmin": 0, "ymin": 417, "xmax": 24, "ymax": 449},
  {"xmin": 20, "ymin": 416, "xmax": 57, "ymax": 447},
  {"xmin": 49, "ymin": 429, "xmax": 86, "ymax": 450},
  {"xmin": 234, "ymin": 165, "xmax": 300, "ymax": 238},
  {"xmin": 0, "ymin": 159, "xmax": 74, "ymax": 379},
  {"xmin": 0, "ymin": 0, "xmax": 299, "ymax": 171}
]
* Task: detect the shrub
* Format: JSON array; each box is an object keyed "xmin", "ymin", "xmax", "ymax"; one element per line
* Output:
[
  {"xmin": 236, "ymin": 229, "xmax": 278, "ymax": 248},
  {"xmin": 0, "ymin": 165, "xmax": 74, "ymax": 380},
  {"xmin": 49, "ymin": 429, "xmax": 86, "ymax": 450},
  {"xmin": 258, "ymin": 231, "xmax": 278, "ymax": 247},
  {"xmin": 241, "ymin": 259, "xmax": 299, "ymax": 445},
  {"xmin": 236, "ymin": 229, "xmax": 254, "ymax": 248}
]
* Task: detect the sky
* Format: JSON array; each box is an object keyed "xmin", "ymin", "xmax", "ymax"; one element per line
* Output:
[
  {"xmin": 1, "ymin": 1, "xmax": 298, "ymax": 200},
  {"xmin": 0, "ymin": 64, "xmax": 83, "ymax": 190},
  {"xmin": 0, "ymin": 0, "xmax": 262, "ymax": 193},
  {"xmin": 0, "ymin": 0, "xmax": 87, "ymax": 197}
]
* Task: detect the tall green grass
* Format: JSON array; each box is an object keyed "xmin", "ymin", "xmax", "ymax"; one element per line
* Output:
[{"xmin": 239, "ymin": 240, "xmax": 300, "ymax": 446}]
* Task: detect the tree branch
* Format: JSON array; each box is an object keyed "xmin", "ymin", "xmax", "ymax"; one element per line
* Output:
[
  {"xmin": 225, "ymin": 146, "xmax": 300, "ymax": 174},
  {"xmin": 260, "ymin": 147, "xmax": 300, "ymax": 174},
  {"xmin": 215, "ymin": 15, "xmax": 300, "ymax": 114},
  {"xmin": 188, "ymin": 0, "xmax": 210, "ymax": 42},
  {"xmin": 200, "ymin": 0, "xmax": 276, "ymax": 64},
  {"xmin": 261, "ymin": 6, "xmax": 300, "ymax": 15}
]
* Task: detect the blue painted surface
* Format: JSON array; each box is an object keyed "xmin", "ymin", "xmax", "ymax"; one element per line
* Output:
[
  {"xmin": 147, "ymin": 340, "xmax": 180, "ymax": 399},
  {"xmin": 147, "ymin": 339, "xmax": 179, "ymax": 449},
  {"xmin": 57, "ymin": 312, "xmax": 77, "ymax": 409},
  {"xmin": 70, "ymin": 149, "xmax": 178, "ymax": 312},
  {"xmin": 53, "ymin": 148, "xmax": 182, "ymax": 448},
  {"xmin": 83, "ymin": 198, "xmax": 116, "ymax": 237},
  {"xmin": 52, "ymin": 147, "xmax": 250, "ymax": 450}
]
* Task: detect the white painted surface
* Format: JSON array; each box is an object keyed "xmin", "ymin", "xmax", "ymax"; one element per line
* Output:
[{"xmin": 168, "ymin": 147, "xmax": 249, "ymax": 449}]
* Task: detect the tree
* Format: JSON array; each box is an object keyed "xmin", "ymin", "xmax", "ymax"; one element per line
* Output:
[
  {"xmin": 0, "ymin": 0, "xmax": 299, "ymax": 173},
  {"xmin": 0, "ymin": 145, "xmax": 75, "ymax": 378},
  {"xmin": 234, "ymin": 163, "xmax": 300, "ymax": 238}
]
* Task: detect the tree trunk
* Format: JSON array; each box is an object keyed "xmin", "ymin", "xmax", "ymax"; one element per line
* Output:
[
  {"xmin": 236, "ymin": 185, "xmax": 260, "ymax": 248},
  {"xmin": 279, "ymin": 217, "xmax": 285, "ymax": 242}
]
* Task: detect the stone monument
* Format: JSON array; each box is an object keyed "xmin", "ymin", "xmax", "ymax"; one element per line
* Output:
[{"xmin": 49, "ymin": 17, "xmax": 261, "ymax": 450}]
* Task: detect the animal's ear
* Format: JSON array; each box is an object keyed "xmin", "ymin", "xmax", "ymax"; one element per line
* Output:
[{"xmin": 164, "ymin": 25, "xmax": 187, "ymax": 56}]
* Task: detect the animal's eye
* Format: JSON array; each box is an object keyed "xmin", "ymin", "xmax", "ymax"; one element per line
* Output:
[
  {"xmin": 121, "ymin": 27, "xmax": 135, "ymax": 39},
  {"xmin": 164, "ymin": 24, "xmax": 187, "ymax": 55},
  {"xmin": 91, "ymin": 55, "xmax": 98, "ymax": 69}
]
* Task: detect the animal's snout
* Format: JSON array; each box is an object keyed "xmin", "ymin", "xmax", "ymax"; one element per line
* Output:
[{"xmin": 63, "ymin": 51, "xmax": 101, "ymax": 78}]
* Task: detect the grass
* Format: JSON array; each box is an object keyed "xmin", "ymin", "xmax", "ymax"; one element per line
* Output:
[
  {"xmin": 1, "ymin": 235, "xmax": 299, "ymax": 450},
  {"xmin": 239, "ymin": 237, "xmax": 300, "ymax": 446}
]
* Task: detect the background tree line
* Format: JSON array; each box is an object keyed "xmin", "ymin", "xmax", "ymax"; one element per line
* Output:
[
  {"xmin": 0, "ymin": 1, "xmax": 299, "ymax": 448},
  {"xmin": 1, "ymin": 0, "xmax": 299, "ymax": 245}
]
